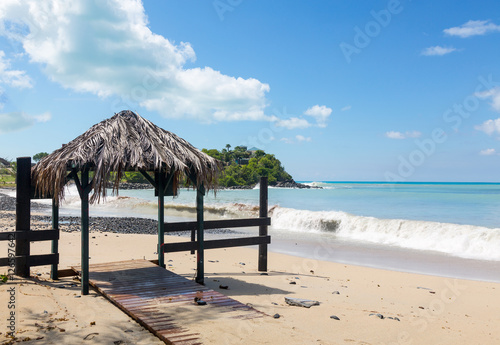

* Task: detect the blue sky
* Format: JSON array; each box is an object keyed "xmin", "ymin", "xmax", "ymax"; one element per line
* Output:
[{"xmin": 1, "ymin": 0, "xmax": 500, "ymax": 182}]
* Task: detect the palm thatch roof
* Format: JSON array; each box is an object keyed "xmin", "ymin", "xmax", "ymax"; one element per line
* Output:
[{"xmin": 32, "ymin": 110, "xmax": 221, "ymax": 204}]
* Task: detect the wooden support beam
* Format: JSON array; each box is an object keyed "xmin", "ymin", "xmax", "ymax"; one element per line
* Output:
[
  {"xmin": 157, "ymin": 171, "xmax": 165, "ymax": 268},
  {"xmin": 259, "ymin": 176, "xmax": 268, "ymax": 272},
  {"xmin": 139, "ymin": 169, "xmax": 157, "ymax": 189},
  {"xmin": 162, "ymin": 236, "xmax": 271, "ymax": 253},
  {"xmin": 1, "ymin": 254, "xmax": 59, "ymax": 268},
  {"xmin": 51, "ymin": 199, "xmax": 59, "ymax": 280},
  {"xmin": 15, "ymin": 157, "xmax": 31, "ymax": 277},
  {"xmin": 196, "ymin": 184, "xmax": 204, "ymax": 284},
  {"xmin": 164, "ymin": 217, "xmax": 271, "ymax": 232},
  {"xmin": 81, "ymin": 166, "xmax": 90, "ymax": 295},
  {"xmin": 0, "ymin": 230, "xmax": 58, "ymax": 241}
]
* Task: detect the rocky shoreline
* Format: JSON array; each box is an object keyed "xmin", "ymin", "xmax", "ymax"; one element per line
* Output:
[
  {"xmin": 226, "ymin": 179, "xmax": 322, "ymax": 190},
  {"xmin": 0, "ymin": 192, "xmax": 238, "ymax": 236}
]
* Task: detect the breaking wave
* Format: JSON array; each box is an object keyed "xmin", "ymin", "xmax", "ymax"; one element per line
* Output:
[{"xmin": 270, "ymin": 207, "xmax": 500, "ymax": 261}]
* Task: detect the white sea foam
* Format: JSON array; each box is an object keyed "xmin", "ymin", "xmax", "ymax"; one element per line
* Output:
[{"xmin": 270, "ymin": 207, "xmax": 500, "ymax": 261}]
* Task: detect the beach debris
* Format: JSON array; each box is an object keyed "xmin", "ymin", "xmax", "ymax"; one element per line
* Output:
[
  {"xmin": 114, "ymin": 341, "xmax": 125, "ymax": 345},
  {"xmin": 289, "ymin": 281, "xmax": 297, "ymax": 285},
  {"xmin": 417, "ymin": 286, "xmax": 432, "ymax": 290},
  {"xmin": 260, "ymin": 273, "xmax": 268, "ymax": 276},
  {"xmin": 369, "ymin": 313, "xmax": 384, "ymax": 319},
  {"xmin": 196, "ymin": 300, "xmax": 207, "ymax": 305},
  {"xmin": 310, "ymin": 270, "xmax": 314, "ymax": 274},
  {"xmin": 208, "ymin": 260, "xmax": 219, "ymax": 263},
  {"xmin": 284, "ymin": 297, "xmax": 320, "ymax": 308},
  {"xmin": 124, "ymin": 329, "xmax": 133, "ymax": 333},
  {"xmin": 386, "ymin": 317, "xmax": 401, "ymax": 321},
  {"xmin": 219, "ymin": 285, "xmax": 229, "ymax": 289},
  {"xmin": 239, "ymin": 262, "xmax": 246, "ymax": 265},
  {"xmin": 84, "ymin": 333, "xmax": 99, "ymax": 340},
  {"xmin": 271, "ymin": 302, "xmax": 278, "ymax": 305},
  {"xmin": 273, "ymin": 313, "xmax": 280, "ymax": 319},
  {"xmin": 332, "ymin": 291, "xmax": 340, "ymax": 295},
  {"xmin": 330, "ymin": 315, "xmax": 340, "ymax": 320}
]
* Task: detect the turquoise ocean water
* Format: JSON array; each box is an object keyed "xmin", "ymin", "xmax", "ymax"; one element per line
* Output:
[{"xmin": 16, "ymin": 181, "xmax": 500, "ymax": 281}]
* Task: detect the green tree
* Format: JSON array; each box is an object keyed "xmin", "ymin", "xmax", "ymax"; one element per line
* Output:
[{"xmin": 33, "ymin": 152, "xmax": 49, "ymax": 162}]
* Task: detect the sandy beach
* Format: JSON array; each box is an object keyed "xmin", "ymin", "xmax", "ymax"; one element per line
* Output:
[{"xmin": 0, "ymin": 209, "xmax": 499, "ymax": 345}]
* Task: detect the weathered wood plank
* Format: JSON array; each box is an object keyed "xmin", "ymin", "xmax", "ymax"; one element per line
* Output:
[
  {"xmin": 164, "ymin": 217, "xmax": 271, "ymax": 232},
  {"xmin": 73, "ymin": 260, "xmax": 266, "ymax": 345},
  {"xmin": 0, "ymin": 230, "xmax": 59, "ymax": 241},
  {"xmin": 162, "ymin": 235, "xmax": 271, "ymax": 253}
]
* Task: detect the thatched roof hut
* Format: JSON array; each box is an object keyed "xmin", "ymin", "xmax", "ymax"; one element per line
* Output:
[{"xmin": 32, "ymin": 110, "xmax": 221, "ymax": 203}]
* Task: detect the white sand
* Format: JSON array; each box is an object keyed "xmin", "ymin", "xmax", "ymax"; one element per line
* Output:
[{"xmin": 1, "ymin": 213, "xmax": 499, "ymax": 344}]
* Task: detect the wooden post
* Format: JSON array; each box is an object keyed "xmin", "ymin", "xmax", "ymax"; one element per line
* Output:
[
  {"xmin": 157, "ymin": 171, "xmax": 165, "ymax": 268},
  {"xmin": 195, "ymin": 185, "xmax": 205, "ymax": 284},
  {"xmin": 258, "ymin": 176, "xmax": 268, "ymax": 272},
  {"xmin": 51, "ymin": 199, "xmax": 59, "ymax": 280},
  {"xmin": 81, "ymin": 167, "xmax": 90, "ymax": 295},
  {"xmin": 15, "ymin": 157, "xmax": 31, "ymax": 277}
]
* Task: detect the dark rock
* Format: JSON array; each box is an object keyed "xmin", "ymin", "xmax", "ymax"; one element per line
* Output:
[
  {"xmin": 273, "ymin": 313, "xmax": 280, "ymax": 319},
  {"xmin": 369, "ymin": 313, "xmax": 384, "ymax": 319},
  {"xmin": 332, "ymin": 291, "xmax": 340, "ymax": 295},
  {"xmin": 219, "ymin": 285, "xmax": 228, "ymax": 289},
  {"xmin": 330, "ymin": 315, "xmax": 340, "ymax": 320},
  {"xmin": 289, "ymin": 281, "xmax": 296, "ymax": 285}
]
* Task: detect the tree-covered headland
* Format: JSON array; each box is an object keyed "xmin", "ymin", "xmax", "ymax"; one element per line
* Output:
[{"xmin": 202, "ymin": 145, "xmax": 292, "ymax": 188}]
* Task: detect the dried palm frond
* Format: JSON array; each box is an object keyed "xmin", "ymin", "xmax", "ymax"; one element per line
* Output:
[{"xmin": 32, "ymin": 110, "xmax": 222, "ymax": 204}]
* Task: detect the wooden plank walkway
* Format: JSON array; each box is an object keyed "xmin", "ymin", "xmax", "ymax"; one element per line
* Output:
[{"xmin": 72, "ymin": 260, "xmax": 265, "ymax": 345}]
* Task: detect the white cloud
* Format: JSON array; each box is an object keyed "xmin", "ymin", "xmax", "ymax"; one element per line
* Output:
[
  {"xmin": 0, "ymin": 50, "xmax": 32, "ymax": 88},
  {"xmin": 295, "ymin": 135, "xmax": 311, "ymax": 142},
  {"xmin": 385, "ymin": 130, "xmax": 421, "ymax": 139},
  {"xmin": 341, "ymin": 105, "xmax": 351, "ymax": 111},
  {"xmin": 385, "ymin": 131, "xmax": 405, "ymax": 139},
  {"xmin": 480, "ymin": 148, "xmax": 496, "ymax": 156},
  {"xmin": 444, "ymin": 20, "xmax": 500, "ymax": 38},
  {"xmin": 304, "ymin": 105, "xmax": 332, "ymax": 128},
  {"xmin": 280, "ymin": 135, "xmax": 311, "ymax": 144},
  {"xmin": 476, "ymin": 87, "xmax": 500, "ymax": 112},
  {"xmin": 0, "ymin": 0, "xmax": 270, "ymax": 122},
  {"xmin": 0, "ymin": 111, "xmax": 51, "ymax": 133},
  {"xmin": 421, "ymin": 46, "xmax": 457, "ymax": 56},
  {"xmin": 274, "ymin": 117, "xmax": 311, "ymax": 130},
  {"xmin": 475, "ymin": 118, "xmax": 500, "ymax": 135}
]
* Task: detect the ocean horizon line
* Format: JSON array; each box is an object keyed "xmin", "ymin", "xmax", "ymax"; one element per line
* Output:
[{"xmin": 298, "ymin": 181, "xmax": 500, "ymax": 185}]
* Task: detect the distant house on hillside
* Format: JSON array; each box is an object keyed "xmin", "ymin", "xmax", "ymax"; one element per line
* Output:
[
  {"xmin": 247, "ymin": 147, "xmax": 261, "ymax": 154},
  {"xmin": 0, "ymin": 158, "xmax": 10, "ymax": 167}
]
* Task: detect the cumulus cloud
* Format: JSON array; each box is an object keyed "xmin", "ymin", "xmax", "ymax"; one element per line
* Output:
[
  {"xmin": 421, "ymin": 46, "xmax": 457, "ymax": 56},
  {"xmin": 444, "ymin": 20, "xmax": 500, "ymax": 38},
  {"xmin": 480, "ymin": 148, "xmax": 496, "ymax": 156},
  {"xmin": 295, "ymin": 135, "xmax": 312, "ymax": 142},
  {"xmin": 475, "ymin": 118, "xmax": 500, "ymax": 135},
  {"xmin": 0, "ymin": 0, "xmax": 270, "ymax": 122},
  {"xmin": 274, "ymin": 117, "xmax": 311, "ymax": 130},
  {"xmin": 280, "ymin": 135, "xmax": 311, "ymax": 144},
  {"xmin": 304, "ymin": 105, "xmax": 332, "ymax": 128},
  {"xmin": 385, "ymin": 130, "xmax": 421, "ymax": 139},
  {"xmin": 0, "ymin": 111, "xmax": 51, "ymax": 133},
  {"xmin": 0, "ymin": 50, "xmax": 32, "ymax": 89},
  {"xmin": 476, "ymin": 87, "xmax": 500, "ymax": 112}
]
